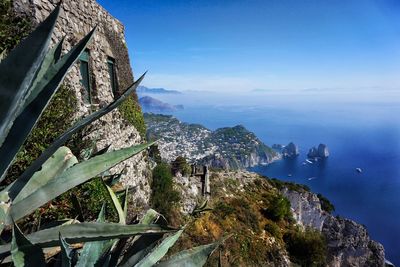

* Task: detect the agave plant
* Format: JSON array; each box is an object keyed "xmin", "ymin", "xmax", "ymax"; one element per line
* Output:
[{"xmin": 0, "ymin": 3, "xmax": 224, "ymax": 266}]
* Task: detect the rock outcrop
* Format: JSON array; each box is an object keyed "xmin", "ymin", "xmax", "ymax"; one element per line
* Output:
[
  {"xmin": 282, "ymin": 142, "xmax": 299, "ymax": 158},
  {"xmin": 282, "ymin": 188, "xmax": 386, "ymax": 267},
  {"xmin": 308, "ymin": 143, "xmax": 330, "ymax": 159}
]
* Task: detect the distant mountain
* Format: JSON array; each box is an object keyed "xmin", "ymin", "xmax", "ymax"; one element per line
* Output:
[
  {"xmin": 144, "ymin": 113, "xmax": 279, "ymax": 169},
  {"xmin": 139, "ymin": 96, "xmax": 184, "ymax": 112},
  {"xmin": 137, "ymin": 86, "xmax": 182, "ymax": 94}
]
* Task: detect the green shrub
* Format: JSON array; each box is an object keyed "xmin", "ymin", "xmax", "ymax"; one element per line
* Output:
[
  {"xmin": 148, "ymin": 143, "xmax": 162, "ymax": 163},
  {"xmin": 269, "ymin": 178, "xmax": 310, "ymax": 192},
  {"xmin": 151, "ymin": 163, "xmax": 180, "ymax": 220},
  {"xmin": 119, "ymin": 95, "xmax": 146, "ymax": 138},
  {"xmin": 171, "ymin": 156, "xmax": 191, "ymax": 176},
  {"xmin": 214, "ymin": 201, "xmax": 235, "ymax": 219},
  {"xmin": 284, "ymin": 228, "xmax": 327, "ymax": 267},
  {"xmin": 262, "ymin": 194, "xmax": 291, "ymax": 222},
  {"xmin": 264, "ymin": 220, "xmax": 282, "ymax": 239},
  {"xmin": 0, "ymin": 0, "xmax": 32, "ymax": 53},
  {"xmin": 317, "ymin": 193, "xmax": 335, "ymax": 213}
]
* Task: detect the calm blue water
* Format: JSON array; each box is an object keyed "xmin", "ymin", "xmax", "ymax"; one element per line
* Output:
[{"xmin": 143, "ymin": 91, "xmax": 400, "ymax": 264}]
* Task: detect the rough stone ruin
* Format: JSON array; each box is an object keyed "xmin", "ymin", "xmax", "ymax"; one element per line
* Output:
[
  {"xmin": 191, "ymin": 164, "xmax": 211, "ymax": 196},
  {"xmin": 12, "ymin": 0, "xmax": 151, "ymax": 210}
]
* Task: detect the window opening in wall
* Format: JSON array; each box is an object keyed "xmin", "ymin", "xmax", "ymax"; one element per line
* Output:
[
  {"xmin": 79, "ymin": 49, "xmax": 91, "ymax": 104},
  {"xmin": 107, "ymin": 57, "xmax": 118, "ymax": 97}
]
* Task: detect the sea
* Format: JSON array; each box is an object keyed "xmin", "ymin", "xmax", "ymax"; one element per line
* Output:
[{"xmin": 141, "ymin": 89, "xmax": 400, "ymax": 264}]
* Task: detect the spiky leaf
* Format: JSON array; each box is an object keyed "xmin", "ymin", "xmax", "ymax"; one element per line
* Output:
[
  {"xmin": 103, "ymin": 183, "xmax": 126, "ymax": 225},
  {"xmin": 59, "ymin": 233, "xmax": 72, "ymax": 267},
  {"xmin": 0, "ymin": 4, "xmax": 60, "ymax": 148},
  {"xmin": 130, "ymin": 229, "xmax": 183, "ymax": 267},
  {"xmin": 14, "ymin": 146, "xmax": 78, "ymax": 203},
  {"xmin": 8, "ymin": 142, "xmax": 154, "ymax": 223},
  {"xmin": 8, "ymin": 72, "xmax": 146, "ymax": 200},
  {"xmin": 156, "ymin": 242, "xmax": 221, "ymax": 267},
  {"xmin": 0, "ymin": 28, "xmax": 95, "ymax": 182},
  {"xmin": 76, "ymin": 204, "xmax": 113, "ymax": 267},
  {"xmin": 11, "ymin": 223, "xmax": 46, "ymax": 267},
  {"xmin": 116, "ymin": 209, "xmax": 163, "ymax": 266},
  {"xmin": 0, "ymin": 223, "xmax": 171, "ymax": 259}
]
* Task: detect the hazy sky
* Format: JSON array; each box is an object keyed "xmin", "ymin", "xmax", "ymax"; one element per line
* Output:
[{"xmin": 97, "ymin": 0, "xmax": 400, "ymax": 93}]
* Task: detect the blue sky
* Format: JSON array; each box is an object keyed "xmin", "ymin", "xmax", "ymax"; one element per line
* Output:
[{"xmin": 97, "ymin": 0, "xmax": 400, "ymax": 93}]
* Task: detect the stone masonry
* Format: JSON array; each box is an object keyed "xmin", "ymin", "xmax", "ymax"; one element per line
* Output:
[{"xmin": 12, "ymin": 0, "xmax": 151, "ymax": 211}]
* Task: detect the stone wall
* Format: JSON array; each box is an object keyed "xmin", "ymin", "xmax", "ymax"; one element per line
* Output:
[{"xmin": 12, "ymin": 0, "xmax": 151, "ymax": 211}]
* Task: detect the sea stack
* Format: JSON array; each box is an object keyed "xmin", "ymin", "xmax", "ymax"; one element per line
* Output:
[
  {"xmin": 307, "ymin": 143, "xmax": 329, "ymax": 159},
  {"xmin": 282, "ymin": 142, "xmax": 299, "ymax": 158}
]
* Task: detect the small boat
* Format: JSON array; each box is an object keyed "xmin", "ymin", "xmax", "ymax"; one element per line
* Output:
[
  {"xmin": 306, "ymin": 159, "xmax": 313, "ymax": 164},
  {"xmin": 356, "ymin": 168, "xmax": 362, "ymax": 173},
  {"xmin": 308, "ymin": 177, "xmax": 317, "ymax": 180},
  {"xmin": 288, "ymin": 174, "xmax": 292, "ymax": 177}
]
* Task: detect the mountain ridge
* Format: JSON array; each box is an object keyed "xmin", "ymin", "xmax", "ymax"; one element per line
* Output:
[{"xmin": 144, "ymin": 113, "xmax": 279, "ymax": 169}]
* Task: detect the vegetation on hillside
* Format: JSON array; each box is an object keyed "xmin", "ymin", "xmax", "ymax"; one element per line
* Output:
[
  {"xmin": 151, "ymin": 163, "xmax": 181, "ymax": 222},
  {"xmin": 166, "ymin": 174, "xmax": 328, "ymax": 266}
]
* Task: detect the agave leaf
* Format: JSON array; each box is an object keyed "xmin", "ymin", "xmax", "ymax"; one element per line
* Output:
[
  {"xmin": 11, "ymin": 223, "xmax": 46, "ymax": 267},
  {"xmin": 155, "ymin": 241, "xmax": 221, "ymax": 267},
  {"xmin": 8, "ymin": 142, "xmax": 154, "ymax": 223},
  {"xmin": 0, "ymin": 4, "xmax": 60, "ymax": 148},
  {"xmin": 123, "ymin": 187, "xmax": 129, "ymax": 219},
  {"xmin": 141, "ymin": 209, "xmax": 160, "ymax": 225},
  {"xmin": 0, "ymin": 223, "xmax": 172, "ymax": 259},
  {"xmin": 0, "ymin": 49, "xmax": 6, "ymax": 63},
  {"xmin": 39, "ymin": 218, "xmax": 78, "ymax": 231},
  {"xmin": 23, "ymin": 37, "xmax": 65, "ymax": 109},
  {"xmin": 59, "ymin": 233, "xmax": 72, "ymax": 267},
  {"xmin": 103, "ymin": 183, "xmax": 126, "ymax": 225},
  {"xmin": 0, "ymin": 28, "xmax": 95, "ymax": 183},
  {"xmin": 76, "ymin": 204, "xmax": 113, "ymax": 267},
  {"xmin": 13, "ymin": 146, "xmax": 78, "ymax": 203},
  {"xmin": 116, "ymin": 209, "xmax": 163, "ymax": 267},
  {"xmin": 91, "ymin": 144, "xmax": 111, "ymax": 159},
  {"xmin": 128, "ymin": 229, "xmax": 183, "ymax": 267},
  {"xmin": 8, "ymin": 72, "xmax": 146, "ymax": 200}
]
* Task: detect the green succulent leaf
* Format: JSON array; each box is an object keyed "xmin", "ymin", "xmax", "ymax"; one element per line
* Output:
[
  {"xmin": 0, "ymin": 27, "xmax": 95, "ymax": 183},
  {"xmin": 0, "ymin": 49, "xmax": 6, "ymax": 63},
  {"xmin": 76, "ymin": 204, "xmax": 113, "ymax": 267},
  {"xmin": 155, "ymin": 241, "xmax": 221, "ymax": 267},
  {"xmin": 130, "ymin": 229, "xmax": 184, "ymax": 267},
  {"xmin": 8, "ymin": 142, "xmax": 154, "ymax": 223},
  {"xmin": 116, "ymin": 209, "xmax": 163, "ymax": 267},
  {"xmin": 23, "ymin": 37, "xmax": 65, "ymax": 109},
  {"xmin": 11, "ymin": 223, "xmax": 46, "ymax": 267},
  {"xmin": 8, "ymin": 72, "xmax": 146, "ymax": 200},
  {"xmin": 13, "ymin": 146, "xmax": 78, "ymax": 203},
  {"xmin": 0, "ymin": 223, "xmax": 172, "ymax": 259},
  {"xmin": 0, "ymin": 4, "xmax": 60, "ymax": 149},
  {"xmin": 103, "ymin": 183, "xmax": 126, "ymax": 225},
  {"xmin": 59, "ymin": 233, "xmax": 72, "ymax": 267},
  {"xmin": 123, "ymin": 187, "xmax": 129, "ymax": 219}
]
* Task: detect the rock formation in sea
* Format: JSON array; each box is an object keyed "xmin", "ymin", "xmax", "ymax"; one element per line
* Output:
[
  {"xmin": 308, "ymin": 143, "xmax": 329, "ymax": 159},
  {"xmin": 282, "ymin": 142, "xmax": 299, "ymax": 158}
]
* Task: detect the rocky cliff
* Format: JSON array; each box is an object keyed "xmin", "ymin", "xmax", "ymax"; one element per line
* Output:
[
  {"xmin": 282, "ymin": 187, "xmax": 386, "ymax": 267},
  {"xmin": 171, "ymin": 170, "xmax": 387, "ymax": 266}
]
